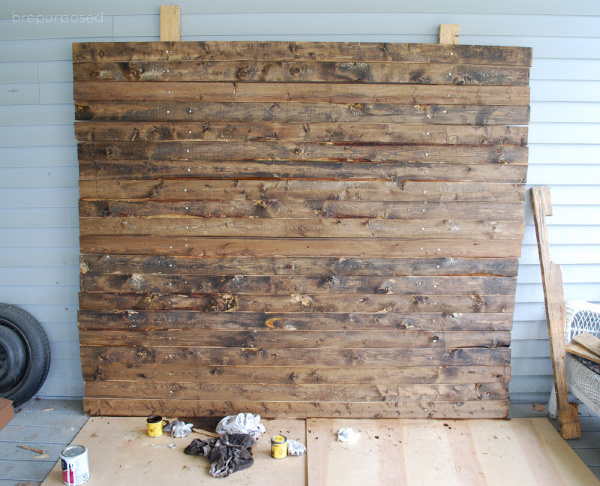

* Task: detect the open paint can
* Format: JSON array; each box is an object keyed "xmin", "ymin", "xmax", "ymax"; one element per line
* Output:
[
  {"xmin": 271, "ymin": 435, "xmax": 288, "ymax": 459},
  {"xmin": 60, "ymin": 445, "xmax": 89, "ymax": 485}
]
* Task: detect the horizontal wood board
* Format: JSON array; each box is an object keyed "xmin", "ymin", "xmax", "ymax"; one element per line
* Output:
[{"xmin": 74, "ymin": 41, "xmax": 531, "ymax": 419}]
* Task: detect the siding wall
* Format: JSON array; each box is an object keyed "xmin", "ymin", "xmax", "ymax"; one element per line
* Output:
[{"xmin": 0, "ymin": 0, "xmax": 598, "ymax": 403}]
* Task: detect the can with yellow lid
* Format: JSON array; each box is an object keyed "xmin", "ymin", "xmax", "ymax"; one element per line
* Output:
[{"xmin": 271, "ymin": 435, "xmax": 287, "ymax": 459}]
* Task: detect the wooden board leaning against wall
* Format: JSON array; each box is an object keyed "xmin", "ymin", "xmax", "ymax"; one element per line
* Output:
[{"xmin": 73, "ymin": 41, "xmax": 531, "ymax": 418}]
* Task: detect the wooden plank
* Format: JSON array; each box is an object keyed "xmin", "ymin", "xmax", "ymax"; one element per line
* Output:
[
  {"xmin": 572, "ymin": 332, "xmax": 600, "ymax": 359},
  {"xmin": 77, "ymin": 310, "xmax": 514, "ymax": 332},
  {"xmin": 79, "ymin": 255, "xmax": 520, "ymax": 277},
  {"xmin": 40, "ymin": 416, "xmax": 306, "ymax": 485},
  {"xmin": 160, "ymin": 5, "xmax": 180, "ymax": 42},
  {"xmin": 73, "ymin": 81, "xmax": 531, "ymax": 105},
  {"xmin": 75, "ymin": 101, "xmax": 531, "ymax": 125},
  {"xmin": 80, "ymin": 345, "xmax": 510, "ymax": 367},
  {"xmin": 81, "ymin": 398, "xmax": 510, "ymax": 418},
  {"xmin": 73, "ymin": 60, "xmax": 530, "ymax": 85},
  {"xmin": 439, "ymin": 24, "xmax": 460, "ymax": 45},
  {"xmin": 78, "ymin": 292, "xmax": 515, "ymax": 313},
  {"xmin": 84, "ymin": 381, "xmax": 508, "ymax": 402},
  {"xmin": 79, "ymin": 329, "xmax": 511, "ymax": 349},
  {"xmin": 78, "ymin": 159, "xmax": 529, "ymax": 183},
  {"xmin": 79, "ymin": 180, "xmax": 527, "ymax": 203},
  {"xmin": 72, "ymin": 41, "xmax": 533, "ymax": 66},
  {"xmin": 527, "ymin": 418, "xmax": 600, "ymax": 486},
  {"xmin": 79, "ymin": 236, "xmax": 524, "ymax": 258},
  {"xmin": 74, "ymin": 121, "xmax": 528, "ymax": 145},
  {"xmin": 76, "ymin": 141, "xmax": 529, "ymax": 164},
  {"xmin": 306, "ymin": 418, "xmax": 598, "ymax": 486},
  {"xmin": 78, "ymin": 199, "xmax": 526, "ymax": 221},
  {"xmin": 79, "ymin": 216, "xmax": 525, "ymax": 240},
  {"xmin": 566, "ymin": 342, "xmax": 600, "ymax": 365},
  {"xmin": 531, "ymin": 186, "xmax": 580, "ymax": 440},
  {"xmin": 73, "ymin": 39, "xmax": 526, "ymax": 420},
  {"xmin": 81, "ymin": 363, "xmax": 511, "ymax": 384},
  {"xmin": 79, "ymin": 274, "xmax": 517, "ymax": 295}
]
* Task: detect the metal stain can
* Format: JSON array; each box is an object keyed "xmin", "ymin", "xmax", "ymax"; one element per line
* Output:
[
  {"xmin": 271, "ymin": 435, "xmax": 288, "ymax": 459},
  {"xmin": 60, "ymin": 445, "xmax": 89, "ymax": 485}
]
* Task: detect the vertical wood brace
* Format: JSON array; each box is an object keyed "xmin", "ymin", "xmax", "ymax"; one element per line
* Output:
[
  {"xmin": 531, "ymin": 186, "xmax": 581, "ymax": 440},
  {"xmin": 160, "ymin": 5, "xmax": 181, "ymax": 42},
  {"xmin": 439, "ymin": 24, "xmax": 460, "ymax": 45}
]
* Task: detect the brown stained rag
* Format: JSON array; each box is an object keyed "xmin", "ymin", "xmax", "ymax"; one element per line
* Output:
[{"xmin": 184, "ymin": 433, "xmax": 255, "ymax": 478}]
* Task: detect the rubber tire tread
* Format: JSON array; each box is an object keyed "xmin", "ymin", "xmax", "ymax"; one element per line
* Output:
[{"xmin": 0, "ymin": 304, "xmax": 51, "ymax": 407}]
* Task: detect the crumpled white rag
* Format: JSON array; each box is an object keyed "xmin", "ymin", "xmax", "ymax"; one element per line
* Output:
[
  {"xmin": 337, "ymin": 427, "xmax": 360, "ymax": 443},
  {"xmin": 164, "ymin": 420, "xmax": 194, "ymax": 438},
  {"xmin": 216, "ymin": 413, "xmax": 266, "ymax": 439},
  {"xmin": 287, "ymin": 439, "xmax": 306, "ymax": 456}
]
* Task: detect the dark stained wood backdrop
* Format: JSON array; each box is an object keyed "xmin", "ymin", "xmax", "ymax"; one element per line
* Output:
[{"xmin": 73, "ymin": 41, "xmax": 531, "ymax": 418}]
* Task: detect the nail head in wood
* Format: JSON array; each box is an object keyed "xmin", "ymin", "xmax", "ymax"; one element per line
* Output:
[{"xmin": 160, "ymin": 5, "xmax": 181, "ymax": 42}]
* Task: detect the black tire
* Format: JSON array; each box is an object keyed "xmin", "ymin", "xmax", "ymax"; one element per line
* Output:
[{"xmin": 0, "ymin": 304, "xmax": 51, "ymax": 407}]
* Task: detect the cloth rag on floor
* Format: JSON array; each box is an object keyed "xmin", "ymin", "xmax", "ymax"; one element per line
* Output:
[
  {"xmin": 216, "ymin": 413, "xmax": 266, "ymax": 439},
  {"xmin": 163, "ymin": 420, "xmax": 194, "ymax": 438},
  {"xmin": 184, "ymin": 434, "xmax": 255, "ymax": 478}
]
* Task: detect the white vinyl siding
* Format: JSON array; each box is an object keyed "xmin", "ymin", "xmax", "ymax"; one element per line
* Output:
[{"xmin": 0, "ymin": 1, "xmax": 598, "ymax": 402}]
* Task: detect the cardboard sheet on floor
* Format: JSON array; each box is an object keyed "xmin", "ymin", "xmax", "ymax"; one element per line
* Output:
[
  {"xmin": 41, "ymin": 417, "xmax": 306, "ymax": 485},
  {"xmin": 306, "ymin": 418, "xmax": 599, "ymax": 485}
]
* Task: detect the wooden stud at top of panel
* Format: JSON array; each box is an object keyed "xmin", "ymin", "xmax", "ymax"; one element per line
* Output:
[
  {"xmin": 160, "ymin": 5, "xmax": 180, "ymax": 42},
  {"xmin": 439, "ymin": 24, "xmax": 460, "ymax": 45},
  {"xmin": 72, "ymin": 41, "xmax": 532, "ymax": 67}
]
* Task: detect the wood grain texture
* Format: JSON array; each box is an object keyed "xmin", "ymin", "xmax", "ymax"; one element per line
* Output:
[
  {"xmin": 79, "ymin": 329, "xmax": 512, "ymax": 348},
  {"xmin": 74, "ymin": 121, "xmax": 528, "ymax": 145},
  {"xmin": 79, "ymin": 236, "xmax": 524, "ymax": 258},
  {"xmin": 81, "ymin": 363, "xmax": 511, "ymax": 384},
  {"xmin": 76, "ymin": 141, "xmax": 528, "ymax": 164},
  {"xmin": 79, "ymin": 216, "xmax": 525, "ymax": 239},
  {"xmin": 77, "ymin": 309, "xmax": 514, "ymax": 331},
  {"xmin": 75, "ymin": 101, "xmax": 530, "ymax": 124},
  {"xmin": 74, "ymin": 82, "xmax": 531, "ymax": 105},
  {"xmin": 571, "ymin": 332, "xmax": 600, "ymax": 359},
  {"xmin": 74, "ymin": 40, "xmax": 529, "ymax": 418},
  {"xmin": 72, "ymin": 60, "xmax": 530, "ymax": 85},
  {"xmin": 78, "ymin": 199, "xmax": 526, "ymax": 221},
  {"xmin": 79, "ymin": 180, "xmax": 526, "ymax": 202},
  {"xmin": 72, "ymin": 41, "xmax": 533, "ymax": 66},
  {"xmin": 81, "ymin": 398, "xmax": 511, "ymax": 418},
  {"xmin": 78, "ymin": 255, "xmax": 520, "ymax": 276},
  {"xmin": 79, "ymin": 274, "xmax": 517, "ymax": 295},
  {"xmin": 531, "ymin": 187, "xmax": 580, "ymax": 439},
  {"xmin": 80, "ymin": 345, "xmax": 511, "ymax": 367}
]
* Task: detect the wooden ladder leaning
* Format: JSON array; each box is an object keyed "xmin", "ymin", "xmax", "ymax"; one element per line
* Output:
[{"xmin": 531, "ymin": 187, "xmax": 581, "ymax": 439}]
